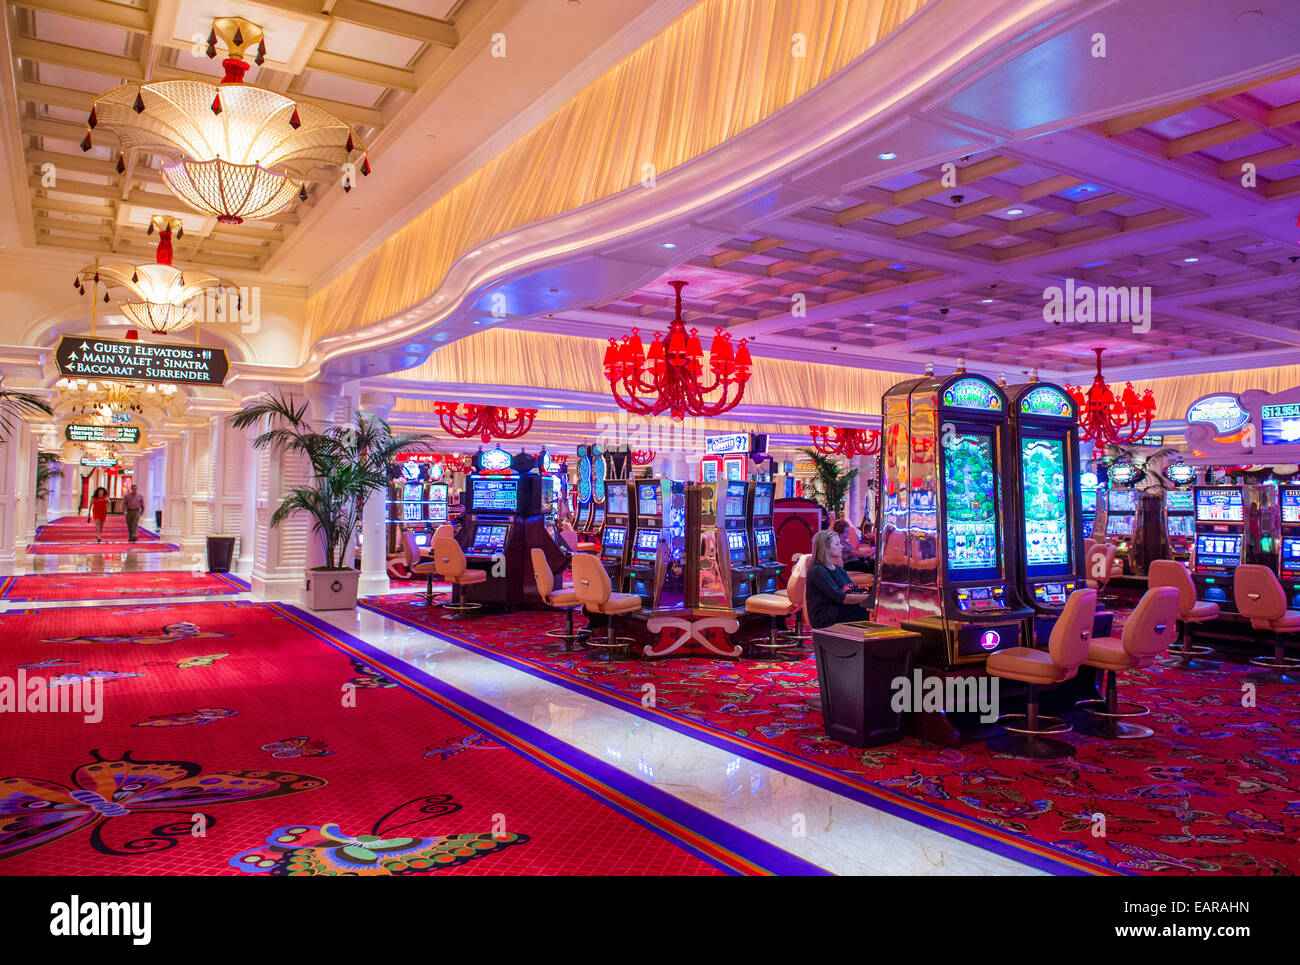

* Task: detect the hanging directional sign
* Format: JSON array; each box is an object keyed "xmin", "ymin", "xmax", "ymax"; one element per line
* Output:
[
  {"xmin": 65, "ymin": 424, "xmax": 140, "ymax": 444},
  {"xmin": 55, "ymin": 336, "xmax": 229, "ymax": 387}
]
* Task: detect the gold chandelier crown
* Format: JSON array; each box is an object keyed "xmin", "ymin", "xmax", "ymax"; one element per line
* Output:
[{"xmin": 82, "ymin": 17, "xmax": 370, "ymax": 224}]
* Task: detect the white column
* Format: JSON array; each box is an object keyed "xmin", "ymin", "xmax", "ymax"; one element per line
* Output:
[
  {"xmin": 204, "ymin": 407, "xmax": 245, "ymax": 549},
  {"xmin": 0, "ymin": 425, "xmax": 24, "ymax": 566},
  {"xmin": 358, "ymin": 392, "xmax": 396, "ymax": 597},
  {"xmin": 244, "ymin": 384, "xmax": 310, "ymax": 601},
  {"xmin": 238, "ymin": 427, "xmax": 257, "ymax": 577},
  {"xmin": 159, "ymin": 433, "xmax": 184, "ymax": 547}
]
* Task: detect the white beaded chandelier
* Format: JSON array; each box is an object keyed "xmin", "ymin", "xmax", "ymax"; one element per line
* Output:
[{"xmin": 83, "ymin": 17, "xmax": 370, "ymax": 224}]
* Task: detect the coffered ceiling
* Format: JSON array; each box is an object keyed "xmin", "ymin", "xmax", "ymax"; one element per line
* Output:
[{"xmin": 530, "ymin": 36, "xmax": 1300, "ymax": 387}]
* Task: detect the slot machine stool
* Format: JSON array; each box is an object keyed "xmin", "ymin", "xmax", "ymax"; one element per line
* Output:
[
  {"xmin": 1074, "ymin": 587, "xmax": 1180, "ymax": 738},
  {"xmin": 777, "ymin": 555, "xmax": 813, "ymax": 647},
  {"xmin": 985, "ymin": 589, "xmax": 1096, "ymax": 760},
  {"xmin": 402, "ymin": 533, "xmax": 448, "ymax": 608},
  {"xmin": 531, "ymin": 548, "xmax": 589, "ymax": 652},
  {"xmin": 1233, "ymin": 565, "xmax": 1300, "ymax": 685},
  {"xmin": 572, "ymin": 553, "xmax": 640, "ymax": 661},
  {"xmin": 1148, "ymin": 560, "xmax": 1218, "ymax": 670},
  {"xmin": 432, "ymin": 537, "xmax": 485, "ymax": 619},
  {"xmin": 744, "ymin": 593, "xmax": 803, "ymax": 660}
]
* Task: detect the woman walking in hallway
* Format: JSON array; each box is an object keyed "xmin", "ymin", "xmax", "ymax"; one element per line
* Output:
[{"xmin": 90, "ymin": 486, "xmax": 109, "ymax": 542}]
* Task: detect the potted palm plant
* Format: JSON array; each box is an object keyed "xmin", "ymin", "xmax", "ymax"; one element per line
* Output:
[
  {"xmin": 230, "ymin": 392, "xmax": 432, "ymax": 610},
  {"xmin": 0, "ymin": 382, "xmax": 53, "ymax": 439},
  {"xmin": 799, "ymin": 447, "xmax": 859, "ymax": 517}
]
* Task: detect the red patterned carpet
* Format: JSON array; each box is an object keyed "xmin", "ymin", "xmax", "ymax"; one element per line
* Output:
[
  {"xmin": 26, "ymin": 542, "xmax": 179, "ymax": 555},
  {"xmin": 363, "ymin": 596, "xmax": 1300, "ymax": 876},
  {"xmin": 0, "ymin": 572, "xmax": 245, "ymax": 602},
  {"xmin": 35, "ymin": 517, "xmax": 160, "ymax": 544},
  {"xmin": 0, "ymin": 601, "xmax": 778, "ymax": 876}
]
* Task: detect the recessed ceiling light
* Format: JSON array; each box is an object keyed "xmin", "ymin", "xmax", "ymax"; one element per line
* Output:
[
  {"xmin": 877, "ymin": 152, "xmax": 898, "ymax": 160},
  {"xmin": 1006, "ymin": 208, "xmax": 1024, "ymax": 215},
  {"xmin": 662, "ymin": 242, "xmax": 677, "ymax": 248},
  {"xmin": 1183, "ymin": 257, "xmax": 1199, "ymax": 263},
  {"xmin": 980, "ymin": 298, "xmax": 994, "ymax": 304}
]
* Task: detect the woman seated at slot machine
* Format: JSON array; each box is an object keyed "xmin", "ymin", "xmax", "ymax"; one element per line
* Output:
[
  {"xmin": 806, "ymin": 530, "xmax": 872, "ymax": 628},
  {"xmin": 831, "ymin": 519, "xmax": 874, "ymax": 574}
]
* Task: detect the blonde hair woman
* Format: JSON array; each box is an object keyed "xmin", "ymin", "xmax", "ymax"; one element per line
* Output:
[{"xmin": 806, "ymin": 529, "xmax": 871, "ymax": 628}]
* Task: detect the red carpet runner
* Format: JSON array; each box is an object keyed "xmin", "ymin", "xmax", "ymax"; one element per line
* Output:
[
  {"xmin": 0, "ymin": 572, "xmax": 245, "ymax": 602},
  {"xmin": 0, "ymin": 601, "xmax": 813, "ymax": 875},
  {"xmin": 363, "ymin": 596, "xmax": 1300, "ymax": 876},
  {"xmin": 27, "ymin": 517, "xmax": 175, "ymax": 555}
]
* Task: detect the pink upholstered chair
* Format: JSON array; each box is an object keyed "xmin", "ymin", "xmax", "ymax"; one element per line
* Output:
[
  {"xmin": 1232, "ymin": 564, "xmax": 1300, "ymax": 685},
  {"xmin": 986, "ymin": 588, "xmax": 1096, "ymax": 759},
  {"xmin": 1076, "ymin": 586, "xmax": 1180, "ymax": 738},
  {"xmin": 403, "ymin": 532, "xmax": 445, "ymax": 607},
  {"xmin": 1148, "ymin": 559, "xmax": 1218, "ymax": 669},
  {"xmin": 531, "ymin": 547, "xmax": 587, "ymax": 651}
]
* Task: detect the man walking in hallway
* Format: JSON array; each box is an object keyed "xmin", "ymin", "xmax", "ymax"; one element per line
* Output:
[{"xmin": 123, "ymin": 485, "xmax": 145, "ymax": 542}]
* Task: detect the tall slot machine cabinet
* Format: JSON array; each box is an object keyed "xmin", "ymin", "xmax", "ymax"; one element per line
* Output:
[
  {"xmin": 627, "ymin": 478, "xmax": 668, "ymax": 607},
  {"xmin": 1005, "ymin": 381, "xmax": 1085, "ymax": 646},
  {"xmin": 459, "ymin": 448, "xmax": 565, "ymax": 610},
  {"xmin": 876, "ymin": 371, "xmax": 1031, "ymax": 668},
  {"xmin": 1192, "ymin": 484, "xmax": 1276, "ymax": 610},
  {"xmin": 747, "ymin": 480, "xmax": 781, "ymax": 594}
]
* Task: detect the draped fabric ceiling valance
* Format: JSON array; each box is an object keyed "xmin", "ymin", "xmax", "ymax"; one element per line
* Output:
[
  {"xmin": 305, "ymin": 0, "xmax": 930, "ymax": 347},
  {"xmin": 387, "ymin": 328, "xmax": 914, "ymax": 417},
  {"xmin": 387, "ymin": 328, "xmax": 1300, "ymax": 426}
]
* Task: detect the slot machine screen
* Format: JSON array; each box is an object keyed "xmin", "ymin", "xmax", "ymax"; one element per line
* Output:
[
  {"xmin": 402, "ymin": 482, "xmax": 424, "ymax": 522},
  {"xmin": 1195, "ymin": 533, "xmax": 1242, "ymax": 567},
  {"xmin": 1282, "ymin": 488, "xmax": 1300, "ymax": 524},
  {"xmin": 943, "ymin": 431, "xmax": 999, "ymax": 578},
  {"xmin": 471, "ymin": 525, "xmax": 508, "ymax": 553},
  {"xmin": 473, "ymin": 478, "xmax": 519, "ymax": 511},
  {"xmin": 413, "ymin": 532, "xmax": 431, "ymax": 548},
  {"xmin": 724, "ymin": 481, "xmax": 748, "ymax": 521},
  {"xmin": 1107, "ymin": 489, "xmax": 1138, "ymax": 514},
  {"xmin": 1282, "ymin": 537, "xmax": 1300, "ymax": 569},
  {"xmin": 1165, "ymin": 490, "xmax": 1194, "ymax": 513},
  {"xmin": 592, "ymin": 505, "xmax": 605, "ymax": 529},
  {"xmin": 601, "ymin": 527, "xmax": 626, "ymax": 559},
  {"xmin": 752, "ymin": 484, "xmax": 773, "ymax": 518},
  {"xmin": 1020, "ymin": 437, "xmax": 1069, "ymax": 571},
  {"xmin": 637, "ymin": 483, "xmax": 662, "ymax": 518},
  {"xmin": 1166, "ymin": 516, "xmax": 1196, "ymax": 538},
  {"xmin": 727, "ymin": 529, "xmax": 748, "ymax": 560},
  {"xmin": 607, "ymin": 485, "xmax": 629, "ymax": 515},
  {"xmin": 1105, "ymin": 514, "xmax": 1134, "ymax": 537},
  {"xmin": 427, "ymin": 483, "xmax": 449, "ymax": 523},
  {"xmin": 1196, "ymin": 488, "xmax": 1243, "ymax": 523},
  {"xmin": 633, "ymin": 529, "xmax": 659, "ymax": 563}
]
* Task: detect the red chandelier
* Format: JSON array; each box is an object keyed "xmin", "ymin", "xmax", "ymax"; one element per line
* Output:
[
  {"xmin": 434, "ymin": 402, "xmax": 537, "ymax": 443},
  {"xmin": 809, "ymin": 426, "xmax": 880, "ymax": 457},
  {"xmin": 1065, "ymin": 348, "xmax": 1156, "ymax": 454},
  {"xmin": 603, "ymin": 280, "xmax": 752, "ymax": 420},
  {"xmin": 631, "ymin": 449, "xmax": 656, "ymax": 466}
]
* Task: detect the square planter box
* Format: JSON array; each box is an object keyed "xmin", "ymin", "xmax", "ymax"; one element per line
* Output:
[{"xmin": 304, "ymin": 568, "xmax": 361, "ymax": 611}]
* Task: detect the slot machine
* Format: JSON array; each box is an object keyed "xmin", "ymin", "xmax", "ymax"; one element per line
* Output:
[
  {"xmin": 1191, "ymin": 484, "xmax": 1277, "ymax": 609},
  {"xmin": 576, "ymin": 444, "xmax": 594, "ymax": 535},
  {"xmin": 1163, "ymin": 489, "xmax": 1196, "ymax": 563},
  {"xmin": 716, "ymin": 479, "xmax": 758, "ymax": 607},
  {"xmin": 599, "ymin": 481, "xmax": 633, "ymax": 589},
  {"xmin": 1005, "ymin": 381, "xmax": 1084, "ymax": 644},
  {"xmin": 1279, "ymin": 484, "xmax": 1300, "ymax": 608},
  {"xmin": 1080, "ymin": 470, "xmax": 1101, "ymax": 540},
  {"xmin": 459, "ymin": 448, "xmax": 550, "ymax": 610},
  {"xmin": 586, "ymin": 445, "xmax": 608, "ymax": 539},
  {"xmin": 876, "ymin": 370, "xmax": 1031, "ymax": 667},
  {"xmin": 747, "ymin": 480, "xmax": 781, "ymax": 594},
  {"xmin": 626, "ymin": 478, "xmax": 667, "ymax": 607},
  {"xmin": 1103, "ymin": 489, "xmax": 1139, "ymax": 566}
]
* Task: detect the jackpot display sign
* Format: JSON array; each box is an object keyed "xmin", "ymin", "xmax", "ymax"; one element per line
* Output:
[
  {"xmin": 1018, "ymin": 386, "xmax": 1073, "ymax": 419},
  {"xmin": 1261, "ymin": 403, "xmax": 1300, "ymax": 445},
  {"xmin": 1020, "ymin": 437, "xmax": 1069, "ymax": 567},
  {"xmin": 942, "ymin": 378, "xmax": 1003, "ymax": 411},
  {"xmin": 1282, "ymin": 487, "xmax": 1300, "ymax": 524},
  {"xmin": 944, "ymin": 433, "xmax": 998, "ymax": 572}
]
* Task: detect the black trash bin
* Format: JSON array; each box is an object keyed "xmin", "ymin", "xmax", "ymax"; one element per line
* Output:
[
  {"xmin": 206, "ymin": 535, "xmax": 236, "ymax": 573},
  {"xmin": 155, "ymin": 510, "xmax": 162, "ymax": 529},
  {"xmin": 811, "ymin": 621, "xmax": 921, "ymax": 747}
]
